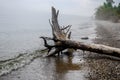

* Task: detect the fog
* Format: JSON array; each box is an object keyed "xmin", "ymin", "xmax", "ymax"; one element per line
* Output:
[
  {"xmin": 1, "ymin": 0, "xmax": 120, "ymax": 16},
  {"xmin": 0, "ymin": 0, "xmax": 104, "ymax": 17}
]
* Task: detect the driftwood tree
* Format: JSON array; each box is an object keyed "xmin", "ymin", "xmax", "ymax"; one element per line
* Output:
[
  {"xmin": 41, "ymin": 7, "xmax": 72, "ymax": 56},
  {"xmin": 41, "ymin": 7, "xmax": 120, "ymax": 58}
]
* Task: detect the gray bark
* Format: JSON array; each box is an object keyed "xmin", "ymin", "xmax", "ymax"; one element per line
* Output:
[{"xmin": 41, "ymin": 7, "xmax": 120, "ymax": 58}]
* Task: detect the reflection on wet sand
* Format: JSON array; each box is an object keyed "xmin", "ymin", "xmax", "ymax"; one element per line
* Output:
[
  {"xmin": 54, "ymin": 55, "xmax": 87, "ymax": 80},
  {"xmin": 0, "ymin": 54, "xmax": 87, "ymax": 80},
  {"xmin": 55, "ymin": 56, "xmax": 80, "ymax": 73}
]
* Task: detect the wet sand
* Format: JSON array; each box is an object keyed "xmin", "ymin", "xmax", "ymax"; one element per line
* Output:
[
  {"xmin": 0, "ymin": 20, "xmax": 120, "ymax": 80},
  {"xmin": 85, "ymin": 20, "xmax": 120, "ymax": 80},
  {"xmin": 94, "ymin": 20, "xmax": 120, "ymax": 48}
]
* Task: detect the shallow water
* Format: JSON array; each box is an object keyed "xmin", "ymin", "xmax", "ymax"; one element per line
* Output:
[
  {"xmin": 0, "ymin": 53, "xmax": 89, "ymax": 80},
  {"xmin": 0, "ymin": 15, "xmax": 94, "ymax": 60},
  {"xmin": 1, "ymin": 15, "xmax": 120, "ymax": 80},
  {"xmin": 0, "ymin": 15, "xmax": 97, "ymax": 80}
]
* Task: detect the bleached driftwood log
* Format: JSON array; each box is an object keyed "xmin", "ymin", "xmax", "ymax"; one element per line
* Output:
[{"xmin": 41, "ymin": 7, "xmax": 120, "ymax": 58}]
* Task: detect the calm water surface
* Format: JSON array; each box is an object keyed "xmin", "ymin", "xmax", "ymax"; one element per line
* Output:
[
  {"xmin": 0, "ymin": 15, "xmax": 95, "ymax": 60},
  {"xmin": 0, "ymin": 14, "xmax": 96, "ymax": 80}
]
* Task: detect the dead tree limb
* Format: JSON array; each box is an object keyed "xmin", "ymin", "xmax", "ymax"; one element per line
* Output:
[
  {"xmin": 41, "ymin": 7, "xmax": 70, "ymax": 56},
  {"xmin": 41, "ymin": 7, "xmax": 120, "ymax": 58}
]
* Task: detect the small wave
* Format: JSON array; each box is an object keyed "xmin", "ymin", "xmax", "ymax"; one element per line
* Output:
[{"xmin": 0, "ymin": 49, "xmax": 45, "ymax": 76}]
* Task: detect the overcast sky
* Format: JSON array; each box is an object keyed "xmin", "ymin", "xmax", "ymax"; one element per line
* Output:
[{"xmin": 0, "ymin": 0, "xmax": 119, "ymax": 17}]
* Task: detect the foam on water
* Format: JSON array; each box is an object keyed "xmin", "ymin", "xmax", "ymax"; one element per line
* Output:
[{"xmin": 0, "ymin": 50, "xmax": 44, "ymax": 76}]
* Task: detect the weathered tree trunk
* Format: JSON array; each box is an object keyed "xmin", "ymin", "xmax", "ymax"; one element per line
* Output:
[
  {"xmin": 41, "ymin": 7, "xmax": 72, "ymax": 56},
  {"xmin": 41, "ymin": 7, "xmax": 120, "ymax": 58}
]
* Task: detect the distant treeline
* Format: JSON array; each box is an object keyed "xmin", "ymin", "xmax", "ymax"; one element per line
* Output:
[{"xmin": 95, "ymin": 0, "xmax": 120, "ymax": 22}]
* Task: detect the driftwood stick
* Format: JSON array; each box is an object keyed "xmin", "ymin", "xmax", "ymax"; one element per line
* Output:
[
  {"xmin": 61, "ymin": 25, "xmax": 71, "ymax": 30},
  {"xmin": 65, "ymin": 25, "xmax": 71, "ymax": 34},
  {"xmin": 68, "ymin": 32, "xmax": 71, "ymax": 39},
  {"xmin": 56, "ymin": 10, "xmax": 59, "ymax": 18}
]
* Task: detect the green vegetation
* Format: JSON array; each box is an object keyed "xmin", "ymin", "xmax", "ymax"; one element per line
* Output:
[{"xmin": 95, "ymin": 0, "xmax": 120, "ymax": 22}]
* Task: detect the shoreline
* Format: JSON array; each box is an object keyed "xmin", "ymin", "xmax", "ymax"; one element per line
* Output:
[
  {"xmin": 86, "ymin": 20, "xmax": 120, "ymax": 80},
  {"xmin": 0, "ymin": 20, "xmax": 120, "ymax": 80},
  {"xmin": 0, "ymin": 18, "xmax": 97, "ymax": 80}
]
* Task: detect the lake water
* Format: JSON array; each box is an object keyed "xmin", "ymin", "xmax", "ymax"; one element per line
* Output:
[
  {"xmin": 1, "ymin": 12, "xmax": 120, "ymax": 80},
  {"xmin": 0, "ymin": 14, "xmax": 96, "ymax": 60},
  {"xmin": 0, "ymin": 13, "xmax": 97, "ymax": 80}
]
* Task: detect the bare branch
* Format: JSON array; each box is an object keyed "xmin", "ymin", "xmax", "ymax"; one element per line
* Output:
[
  {"xmin": 47, "ymin": 48, "xmax": 66, "ymax": 57},
  {"xmin": 68, "ymin": 32, "xmax": 71, "ymax": 39},
  {"xmin": 56, "ymin": 10, "xmax": 59, "ymax": 18},
  {"xmin": 65, "ymin": 25, "xmax": 71, "ymax": 34},
  {"xmin": 49, "ymin": 19, "xmax": 53, "ymax": 28},
  {"xmin": 40, "ymin": 36, "xmax": 57, "ymax": 41},
  {"xmin": 61, "ymin": 25, "xmax": 72, "ymax": 30},
  {"xmin": 40, "ymin": 37, "xmax": 55, "ymax": 47}
]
